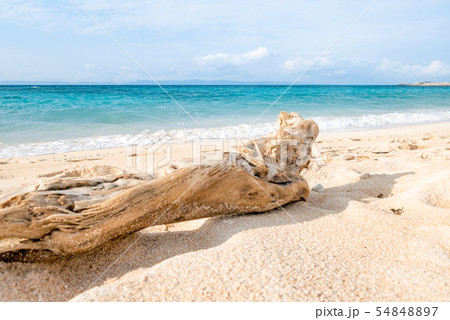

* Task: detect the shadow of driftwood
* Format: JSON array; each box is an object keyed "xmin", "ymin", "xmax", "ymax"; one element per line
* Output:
[{"xmin": 0, "ymin": 172, "xmax": 412, "ymax": 301}]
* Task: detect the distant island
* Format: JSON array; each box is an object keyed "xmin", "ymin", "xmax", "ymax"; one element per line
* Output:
[{"xmin": 399, "ymin": 81, "xmax": 450, "ymax": 86}]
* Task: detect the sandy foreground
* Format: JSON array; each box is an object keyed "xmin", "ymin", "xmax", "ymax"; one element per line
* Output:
[{"xmin": 0, "ymin": 122, "xmax": 449, "ymax": 301}]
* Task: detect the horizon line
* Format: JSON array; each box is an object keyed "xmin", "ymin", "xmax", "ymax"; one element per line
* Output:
[{"xmin": 0, "ymin": 80, "xmax": 409, "ymax": 86}]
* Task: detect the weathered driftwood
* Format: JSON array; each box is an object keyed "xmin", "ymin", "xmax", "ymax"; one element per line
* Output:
[{"xmin": 0, "ymin": 112, "xmax": 318, "ymax": 260}]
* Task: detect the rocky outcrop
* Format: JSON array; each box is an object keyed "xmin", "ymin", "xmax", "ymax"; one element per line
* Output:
[{"xmin": 399, "ymin": 81, "xmax": 450, "ymax": 86}]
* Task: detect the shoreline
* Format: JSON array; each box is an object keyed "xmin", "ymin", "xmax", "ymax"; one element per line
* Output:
[
  {"xmin": 1, "ymin": 120, "xmax": 450, "ymax": 160},
  {"xmin": 318, "ymin": 120, "xmax": 450, "ymax": 139}
]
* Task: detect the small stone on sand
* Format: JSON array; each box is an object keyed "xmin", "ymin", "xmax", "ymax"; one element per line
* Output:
[
  {"xmin": 344, "ymin": 155, "xmax": 355, "ymax": 161},
  {"xmin": 390, "ymin": 208, "xmax": 404, "ymax": 215},
  {"xmin": 311, "ymin": 184, "xmax": 325, "ymax": 193},
  {"xmin": 398, "ymin": 143, "xmax": 418, "ymax": 150},
  {"xmin": 372, "ymin": 144, "xmax": 393, "ymax": 154},
  {"xmin": 359, "ymin": 173, "xmax": 371, "ymax": 179}
]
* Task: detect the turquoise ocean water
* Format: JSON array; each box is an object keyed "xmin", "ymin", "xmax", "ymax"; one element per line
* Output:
[{"xmin": 0, "ymin": 85, "xmax": 449, "ymax": 157}]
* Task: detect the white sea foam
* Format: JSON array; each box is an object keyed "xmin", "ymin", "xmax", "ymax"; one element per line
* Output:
[
  {"xmin": 1, "ymin": 110, "xmax": 449, "ymax": 158},
  {"xmin": 314, "ymin": 110, "xmax": 450, "ymax": 131}
]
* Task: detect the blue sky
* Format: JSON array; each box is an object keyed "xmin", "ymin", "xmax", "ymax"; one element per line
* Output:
[{"xmin": 0, "ymin": 0, "xmax": 449, "ymax": 84}]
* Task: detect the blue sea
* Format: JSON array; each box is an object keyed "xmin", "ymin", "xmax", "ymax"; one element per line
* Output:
[{"xmin": 0, "ymin": 85, "xmax": 449, "ymax": 158}]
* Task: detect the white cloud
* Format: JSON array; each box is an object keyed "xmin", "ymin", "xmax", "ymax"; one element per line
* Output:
[
  {"xmin": 378, "ymin": 59, "xmax": 450, "ymax": 76},
  {"xmin": 400, "ymin": 60, "xmax": 450, "ymax": 76},
  {"xmin": 378, "ymin": 58, "xmax": 400, "ymax": 71},
  {"xmin": 283, "ymin": 56, "xmax": 333, "ymax": 72},
  {"xmin": 195, "ymin": 47, "xmax": 269, "ymax": 66},
  {"xmin": 283, "ymin": 56, "xmax": 374, "ymax": 73},
  {"xmin": 284, "ymin": 56, "xmax": 450, "ymax": 78},
  {"xmin": 84, "ymin": 64, "xmax": 97, "ymax": 70},
  {"xmin": 0, "ymin": 0, "xmax": 51, "ymax": 23}
]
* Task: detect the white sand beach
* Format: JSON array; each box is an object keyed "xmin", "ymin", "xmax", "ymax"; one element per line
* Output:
[{"xmin": 0, "ymin": 122, "xmax": 449, "ymax": 301}]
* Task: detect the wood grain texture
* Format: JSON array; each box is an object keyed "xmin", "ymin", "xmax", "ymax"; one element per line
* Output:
[{"xmin": 0, "ymin": 112, "xmax": 318, "ymax": 260}]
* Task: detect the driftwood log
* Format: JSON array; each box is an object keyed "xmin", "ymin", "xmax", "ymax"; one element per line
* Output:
[{"xmin": 0, "ymin": 112, "xmax": 319, "ymax": 261}]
